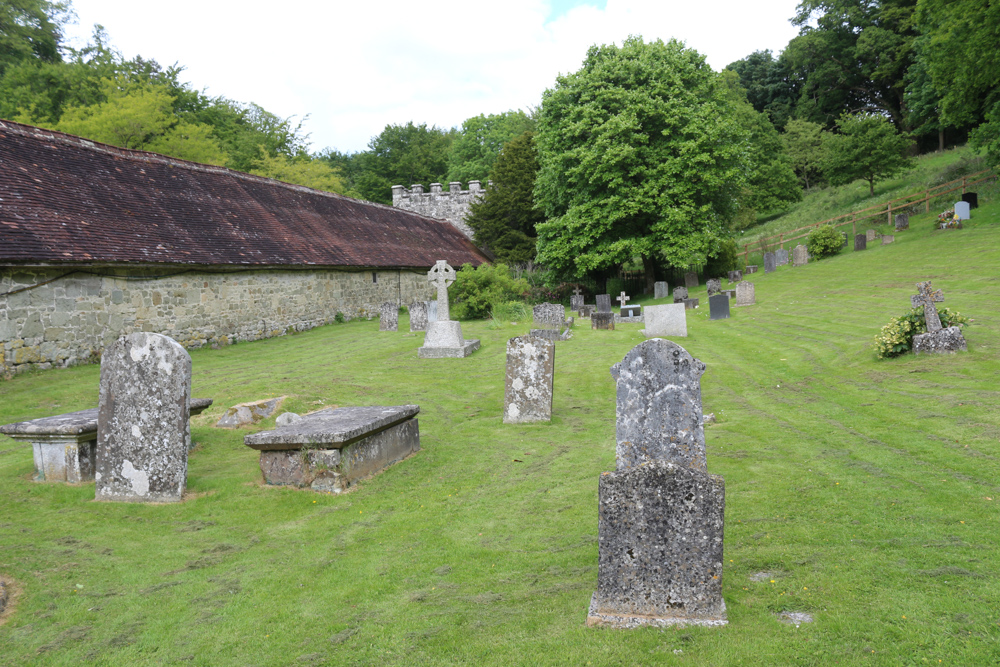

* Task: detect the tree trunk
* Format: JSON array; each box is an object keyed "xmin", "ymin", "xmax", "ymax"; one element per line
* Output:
[
  {"xmin": 939, "ymin": 128, "xmax": 945, "ymax": 152},
  {"xmin": 642, "ymin": 255, "xmax": 657, "ymax": 295},
  {"xmin": 869, "ymin": 178, "xmax": 875, "ymax": 197}
]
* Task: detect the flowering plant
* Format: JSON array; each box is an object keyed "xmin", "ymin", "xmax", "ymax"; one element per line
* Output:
[{"xmin": 873, "ymin": 307, "xmax": 972, "ymax": 359}]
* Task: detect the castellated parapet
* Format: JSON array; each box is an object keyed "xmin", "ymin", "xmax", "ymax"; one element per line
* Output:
[{"xmin": 391, "ymin": 182, "xmax": 487, "ymax": 240}]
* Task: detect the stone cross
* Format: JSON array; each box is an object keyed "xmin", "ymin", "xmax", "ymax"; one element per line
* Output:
[
  {"xmin": 617, "ymin": 292, "xmax": 630, "ymax": 309},
  {"xmin": 911, "ymin": 281, "xmax": 945, "ymax": 332},
  {"xmin": 573, "ymin": 286, "xmax": 583, "ymax": 298},
  {"xmin": 427, "ymin": 260, "xmax": 456, "ymax": 321}
]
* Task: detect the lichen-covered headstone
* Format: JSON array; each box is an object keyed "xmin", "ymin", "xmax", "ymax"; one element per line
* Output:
[
  {"xmin": 894, "ymin": 213, "xmax": 909, "ymax": 230},
  {"xmin": 592, "ymin": 312, "xmax": 615, "ymax": 330},
  {"xmin": 745, "ymin": 265, "xmax": 758, "ymax": 274},
  {"xmin": 96, "ymin": 333, "xmax": 191, "ymax": 503},
  {"xmin": 409, "ymin": 300, "xmax": 429, "ymax": 332},
  {"xmin": 854, "ymin": 234, "xmax": 867, "ymax": 251},
  {"xmin": 866, "ymin": 229, "xmax": 878, "ymax": 243},
  {"xmin": 379, "ymin": 302, "xmax": 398, "ymax": 331},
  {"xmin": 672, "ymin": 286, "xmax": 688, "ymax": 303},
  {"xmin": 588, "ymin": 339, "xmax": 726, "ymax": 628},
  {"xmin": 910, "ymin": 281, "xmax": 967, "ymax": 354},
  {"xmin": 792, "ymin": 244, "xmax": 808, "ymax": 266},
  {"xmin": 596, "ymin": 294, "xmax": 612, "ymax": 314},
  {"xmin": 735, "ymin": 281, "xmax": 755, "ymax": 307},
  {"xmin": 418, "ymin": 261, "xmax": 480, "ymax": 358},
  {"xmin": 503, "ymin": 335, "xmax": 555, "ymax": 423},
  {"xmin": 775, "ymin": 248, "xmax": 789, "ymax": 266},
  {"xmin": 654, "ymin": 281, "xmax": 669, "ymax": 299},
  {"xmin": 533, "ymin": 303, "xmax": 566, "ymax": 330},
  {"xmin": 764, "ymin": 252, "xmax": 776, "ymax": 274},
  {"xmin": 706, "ymin": 278, "xmax": 722, "ymax": 296}
]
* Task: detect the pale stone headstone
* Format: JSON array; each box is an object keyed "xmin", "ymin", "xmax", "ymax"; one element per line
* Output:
[
  {"xmin": 709, "ymin": 294, "xmax": 729, "ymax": 320},
  {"xmin": 616, "ymin": 292, "xmax": 630, "ymax": 313},
  {"xmin": 866, "ymin": 229, "xmax": 878, "ymax": 243},
  {"xmin": 533, "ymin": 302, "xmax": 566, "ymax": 329},
  {"xmin": 596, "ymin": 294, "xmax": 612, "ymax": 314},
  {"xmin": 641, "ymin": 304, "xmax": 687, "ymax": 338},
  {"xmin": 684, "ymin": 272, "xmax": 698, "ymax": 289},
  {"xmin": 418, "ymin": 261, "xmax": 480, "ymax": 358},
  {"xmin": 592, "ymin": 312, "xmax": 615, "ymax": 330},
  {"xmin": 409, "ymin": 300, "xmax": 429, "ymax": 332},
  {"xmin": 894, "ymin": 213, "xmax": 909, "ymax": 230},
  {"xmin": 910, "ymin": 281, "xmax": 966, "ymax": 354},
  {"xmin": 854, "ymin": 234, "xmax": 867, "ymax": 251},
  {"xmin": 379, "ymin": 302, "xmax": 398, "ymax": 331},
  {"xmin": 654, "ymin": 281, "xmax": 669, "ymax": 300},
  {"xmin": 792, "ymin": 244, "xmax": 808, "ymax": 266},
  {"xmin": 588, "ymin": 339, "xmax": 726, "ymax": 628},
  {"xmin": 96, "ymin": 333, "xmax": 191, "ymax": 503},
  {"xmin": 764, "ymin": 252, "xmax": 776, "ymax": 274},
  {"xmin": 881, "ymin": 234, "xmax": 895, "ymax": 245},
  {"xmin": 706, "ymin": 278, "xmax": 722, "ymax": 296},
  {"xmin": 775, "ymin": 248, "xmax": 789, "ymax": 266},
  {"xmin": 734, "ymin": 281, "xmax": 755, "ymax": 306},
  {"xmin": 955, "ymin": 201, "xmax": 971, "ymax": 220},
  {"xmin": 672, "ymin": 286, "xmax": 688, "ymax": 303},
  {"xmin": 503, "ymin": 335, "xmax": 555, "ymax": 423}
]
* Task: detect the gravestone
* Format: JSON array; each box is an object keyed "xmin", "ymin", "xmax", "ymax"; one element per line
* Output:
[
  {"xmin": 706, "ymin": 278, "xmax": 722, "ymax": 296},
  {"xmin": 763, "ymin": 253, "xmax": 776, "ymax": 274},
  {"xmin": 685, "ymin": 272, "xmax": 698, "ymax": 290},
  {"xmin": 571, "ymin": 287, "xmax": 584, "ymax": 312},
  {"xmin": 961, "ymin": 192, "xmax": 978, "ymax": 209},
  {"xmin": 641, "ymin": 304, "xmax": 687, "ymax": 337},
  {"xmin": 955, "ymin": 201, "xmax": 971, "ymax": 220},
  {"xmin": 792, "ymin": 244, "xmax": 808, "ymax": 266},
  {"xmin": 592, "ymin": 312, "xmax": 615, "ymax": 330},
  {"xmin": 409, "ymin": 300, "xmax": 429, "ymax": 332},
  {"xmin": 673, "ymin": 286, "xmax": 688, "ymax": 303},
  {"xmin": 727, "ymin": 270, "xmax": 742, "ymax": 284},
  {"xmin": 503, "ymin": 335, "xmax": 555, "ymax": 423},
  {"xmin": 418, "ymin": 261, "xmax": 480, "ymax": 358},
  {"xmin": 709, "ymin": 294, "xmax": 730, "ymax": 320},
  {"xmin": 428, "ymin": 300, "xmax": 438, "ymax": 323},
  {"xmin": 619, "ymin": 305, "xmax": 642, "ymax": 318},
  {"xmin": 683, "ymin": 298, "xmax": 699, "ymax": 310},
  {"xmin": 855, "ymin": 234, "xmax": 867, "ymax": 251},
  {"xmin": 587, "ymin": 339, "xmax": 726, "ymax": 628},
  {"xmin": 579, "ymin": 305, "xmax": 595, "ymax": 318},
  {"xmin": 96, "ymin": 333, "xmax": 191, "ymax": 503},
  {"xmin": 722, "ymin": 289, "xmax": 736, "ymax": 299},
  {"xmin": 910, "ymin": 281, "xmax": 966, "ymax": 354},
  {"xmin": 654, "ymin": 281, "xmax": 669, "ymax": 300},
  {"xmin": 616, "ymin": 292, "xmax": 631, "ymax": 316},
  {"xmin": 881, "ymin": 234, "xmax": 895, "ymax": 245},
  {"xmin": 531, "ymin": 302, "xmax": 570, "ymax": 341},
  {"xmin": 775, "ymin": 248, "xmax": 789, "ymax": 266},
  {"xmin": 866, "ymin": 229, "xmax": 878, "ymax": 243},
  {"xmin": 895, "ymin": 213, "xmax": 909, "ymax": 231},
  {"xmin": 596, "ymin": 294, "xmax": 612, "ymax": 314},
  {"xmin": 735, "ymin": 281, "xmax": 755, "ymax": 306},
  {"xmin": 379, "ymin": 302, "xmax": 398, "ymax": 331},
  {"xmin": 745, "ymin": 265, "xmax": 758, "ymax": 274}
]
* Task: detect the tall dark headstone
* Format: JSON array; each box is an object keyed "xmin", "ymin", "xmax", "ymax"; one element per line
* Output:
[
  {"xmin": 763, "ymin": 252, "xmax": 776, "ymax": 274},
  {"xmin": 854, "ymin": 234, "xmax": 867, "ymax": 251},
  {"xmin": 962, "ymin": 192, "xmax": 978, "ymax": 209},
  {"xmin": 596, "ymin": 294, "xmax": 612, "ymax": 314},
  {"xmin": 894, "ymin": 213, "xmax": 909, "ymax": 231},
  {"xmin": 709, "ymin": 294, "xmax": 730, "ymax": 320}
]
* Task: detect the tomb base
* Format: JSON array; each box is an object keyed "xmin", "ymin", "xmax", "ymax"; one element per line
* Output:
[
  {"xmin": 529, "ymin": 328, "xmax": 571, "ymax": 341},
  {"xmin": 913, "ymin": 326, "xmax": 967, "ymax": 355},
  {"xmin": 32, "ymin": 435, "xmax": 96, "ymax": 483},
  {"xmin": 586, "ymin": 593, "xmax": 728, "ymax": 628},
  {"xmin": 418, "ymin": 320, "xmax": 480, "ymax": 358}
]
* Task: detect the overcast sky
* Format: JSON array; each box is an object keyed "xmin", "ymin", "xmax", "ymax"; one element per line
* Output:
[{"xmin": 63, "ymin": 0, "xmax": 802, "ymax": 155}]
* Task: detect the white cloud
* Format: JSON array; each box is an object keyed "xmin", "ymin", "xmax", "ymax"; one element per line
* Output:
[{"xmin": 64, "ymin": 0, "xmax": 800, "ymax": 154}]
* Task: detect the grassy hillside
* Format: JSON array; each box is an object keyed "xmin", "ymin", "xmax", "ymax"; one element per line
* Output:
[{"xmin": 1, "ymin": 200, "xmax": 999, "ymax": 665}]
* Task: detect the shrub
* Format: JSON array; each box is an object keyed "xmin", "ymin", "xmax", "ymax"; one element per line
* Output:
[
  {"xmin": 806, "ymin": 225, "xmax": 846, "ymax": 259},
  {"xmin": 451, "ymin": 263, "xmax": 530, "ymax": 320},
  {"xmin": 703, "ymin": 238, "xmax": 741, "ymax": 278},
  {"xmin": 488, "ymin": 300, "xmax": 530, "ymax": 328},
  {"xmin": 873, "ymin": 307, "xmax": 972, "ymax": 359}
]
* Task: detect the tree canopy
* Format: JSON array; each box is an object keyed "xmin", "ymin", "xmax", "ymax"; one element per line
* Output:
[
  {"xmin": 447, "ymin": 110, "xmax": 534, "ymax": 184},
  {"xmin": 821, "ymin": 112, "xmax": 914, "ymax": 196}
]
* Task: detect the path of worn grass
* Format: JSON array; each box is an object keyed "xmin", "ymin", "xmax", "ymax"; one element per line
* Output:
[{"xmin": 1, "ymin": 204, "xmax": 999, "ymax": 665}]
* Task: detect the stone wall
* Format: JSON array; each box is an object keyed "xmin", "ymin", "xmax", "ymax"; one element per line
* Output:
[
  {"xmin": 1, "ymin": 266, "xmax": 432, "ymax": 376},
  {"xmin": 391, "ymin": 182, "xmax": 485, "ymax": 239}
]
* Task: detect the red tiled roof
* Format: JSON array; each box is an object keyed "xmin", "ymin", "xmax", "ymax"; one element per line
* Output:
[{"xmin": 0, "ymin": 120, "xmax": 488, "ymax": 269}]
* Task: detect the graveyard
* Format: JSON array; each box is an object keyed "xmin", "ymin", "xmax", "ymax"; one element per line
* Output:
[{"xmin": 1, "ymin": 201, "xmax": 999, "ymax": 665}]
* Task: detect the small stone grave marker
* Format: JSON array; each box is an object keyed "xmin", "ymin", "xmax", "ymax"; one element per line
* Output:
[
  {"xmin": 503, "ymin": 335, "xmax": 555, "ymax": 423},
  {"xmin": 673, "ymin": 286, "xmax": 688, "ymax": 303},
  {"xmin": 641, "ymin": 304, "xmax": 687, "ymax": 337},
  {"xmin": 727, "ymin": 270, "xmax": 742, "ymax": 283},
  {"xmin": 855, "ymin": 234, "xmax": 867, "ymax": 251},
  {"xmin": 895, "ymin": 213, "xmax": 909, "ymax": 230},
  {"xmin": 596, "ymin": 294, "xmax": 612, "ymax": 314},
  {"xmin": 955, "ymin": 201, "xmax": 971, "ymax": 220},
  {"xmin": 775, "ymin": 248, "xmax": 789, "ymax": 266},
  {"xmin": 910, "ymin": 281, "xmax": 967, "ymax": 354},
  {"xmin": 745, "ymin": 265, "xmax": 758, "ymax": 274},
  {"xmin": 592, "ymin": 312, "xmax": 615, "ymax": 330},
  {"xmin": 684, "ymin": 271, "xmax": 698, "ymax": 289},
  {"xmin": 866, "ymin": 229, "xmax": 878, "ymax": 242},
  {"xmin": 792, "ymin": 244, "xmax": 808, "ymax": 266},
  {"xmin": 709, "ymin": 294, "xmax": 730, "ymax": 320},
  {"xmin": 409, "ymin": 300, "xmax": 429, "ymax": 331},
  {"xmin": 616, "ymin": 292, "xmax": 631, "ymax": 316},
  {"xmin": 764, "ymin": 253, "xmax": 776, "ymax": 273},
  {"xmin": 735, "ymin": 281, "xmax": 755, "ymax": 306},
  {"xmin": 571, "ymin": 287, "xmax": 584, "ymax": 312},
  {"xmin": 379, "ymin": 302, "xmax": 398, "ymax": 331},
  {"xmin": 654, "ymin": 281, "xmax": 669, "ymax": 300},
  {"xmin": 419, "ymin": 260, "xmax": 480, "ymax": 358},
  {"xmin": 881, "ymin": 234, "xmax": 895, "ymax": 245},
  {"xmin": 706, "ymin": 278, "xmax": 721, "ymax": 296},
  {"xmin": 683, "ymin": 298, "xmax": 699, "ymax": 310}
]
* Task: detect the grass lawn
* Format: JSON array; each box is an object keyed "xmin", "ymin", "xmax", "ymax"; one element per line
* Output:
[{"xmin": 1, "ymin": 202, "xmax": 999, "ymax": 665}]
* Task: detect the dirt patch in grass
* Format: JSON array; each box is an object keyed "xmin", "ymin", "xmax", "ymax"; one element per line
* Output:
[{"xmin": 0, "ymin": 576, "xmax": 21, "ymax": 626}]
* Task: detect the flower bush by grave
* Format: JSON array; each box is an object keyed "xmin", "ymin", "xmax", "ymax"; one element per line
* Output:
[
  {"xmin": 937, "ymin": 208, "xmax": 963, "ymax": 228},
  {"xmin": 806, "ymin": 225, "xmax": 847, "ymax": 259},
  {"xmin": 873, "ymin": 306, "xmax": 972, "ymax": 359}
]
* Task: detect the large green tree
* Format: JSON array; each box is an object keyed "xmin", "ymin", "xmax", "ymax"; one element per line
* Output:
[
  {"xmin": 821, "ymin": 112, "xmax": 914, "ymax": 195},
  {"xmin": 725, "ymin": 50, "xmax": 798, "ymax": 130},
  {"xmin": 783, "ymin": 118, "xmax": 825, "ymax": 188},
  {"xmin": 0, "ymin": 0, "xmax": 69, "ymax": 76},
  {"xmin": 464, "ymin": 131, "xmax": 542, "ymax": 263},
  {"xmin": 351, "ymin": 122, "xmax": 454, "ymax": 204},
  {"xmin": 446, "ymin": 110, "xmax": 534, "ymax": 184}
]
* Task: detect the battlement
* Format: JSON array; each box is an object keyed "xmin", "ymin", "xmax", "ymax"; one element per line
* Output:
[{"xmin": 391, "ymin": 181, "xmax": 489, "ymax": 239}]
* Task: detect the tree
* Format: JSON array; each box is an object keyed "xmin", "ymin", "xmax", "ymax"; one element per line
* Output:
[
  {"xmin": 725, "ymin": 50, "xmax": 797, "ymax": 129},
  {"xmin": 249, "ymin": 151, "xmax": 345, "ymax": 193},
  {"xmin": 783, "ymin": 118, "xmax": 825, "ymax": 188},
  {"xmin": 464, "ymin": 131, "xmax": 542, "ymax": 263},
  {"xmin": 352, "ymin": 122, "xmax": 454, "ymax": 204},
  {"xmin": 446, "ymin": 110, "xmax": 534, "ymax": 184},
  {"xmin": 821, "ymin": 113, "xmax": 914, "ymax": 196},
  {"xmin": 534, "ymin": 37, "xmax": 755, "ymax": 293},
  {"xmin": 0, "ymin": 0, "xmax": 70, "ymax": 76}
]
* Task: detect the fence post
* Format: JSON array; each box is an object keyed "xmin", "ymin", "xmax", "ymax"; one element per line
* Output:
[
  {"xmin": 851, "ymin": 216, "xmax": 856, "ymax": 244},
  {"xmin": 886, "ymin": 202, "xmax": 891, "ymax": 226},
  {"xmin": 963, "ymin": 177, "xmax": 967, "ymax": 194},
  {"xmin": 925, "ymin": 190, "xmax": 930, "ymax": 213}
]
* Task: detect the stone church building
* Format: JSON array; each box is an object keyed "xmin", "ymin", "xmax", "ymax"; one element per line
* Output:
[{"xmin": 0, "ymin": 120, "xmax": 488, "ymax": 376}]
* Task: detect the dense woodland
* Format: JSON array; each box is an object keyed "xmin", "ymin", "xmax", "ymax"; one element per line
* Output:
[{"xmin": 2, "ymin": 0, "xmax": 997, "ymax": 286}]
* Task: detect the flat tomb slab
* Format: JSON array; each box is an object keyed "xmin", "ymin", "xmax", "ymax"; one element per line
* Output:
[
  {"xmin": 245, "ymin": 405, "xmax": 421, "ymax": 493},
  {"xmin": 417, "ymin": 339, "xmax": 480, "ymax": 358}
]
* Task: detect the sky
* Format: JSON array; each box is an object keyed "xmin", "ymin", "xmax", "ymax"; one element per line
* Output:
[{"xmin": 63, "ymin": 0, "xmax": 803, "ymax": 155}]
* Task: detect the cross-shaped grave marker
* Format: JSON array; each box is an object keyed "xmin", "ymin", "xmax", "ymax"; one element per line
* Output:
[
  {"xmin": 427, "ymin": 260, "xmax": 456, "ymax": 321},
  {"xmin": 573, "ymin": 286, "xmax": 583, "ymax": 298},
  {"xmin": 911, "ymin": 281, "xmax": 945, "ymax": 332},
  {"xmin": 617, "ymin": 292, "xmax": 630, "ymax": 309}
]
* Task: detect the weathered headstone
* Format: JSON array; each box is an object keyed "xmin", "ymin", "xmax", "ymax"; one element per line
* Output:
[
  {"xmin": 418, "ymin": 261, "xmax": 480, "ymax": 358},
  {"xmin": 592, "ymin": 312, "xmax": 615, "ymax": 330},
  {"xmin": 684, "ymin": 271, "xmax": 698, "ymax": 290},
  {"xmin": 775, "ymin": 248, "xmax": 789, "ymax": 266},
  {"xmin": 503, "ymin": 335, "xmax": 555, "ymax": 423},
  {"xmin": 709, "ymin": 294, "xmax": 730, "ymax": 320},
  {"xmin": 654, "ymin": 281, "xmax": 669, "ymax": 300},
  {"xmin": 855, "ymin": 234, "xmax": 867, "ymax": 251},
  {"xmin": 866, "ymin": 229, "xmax": 878, "ymax": 243},
  {"xmin": 706, "ymin": 278, "xmax": 722, "ymax": 296},
  {"xmin": 792, "ymin": 244, "xmax": 808, "ymax": 266},
  {"xmin": 672, "ymin": 286, "xmax": 688, "ymax": 303},
  {"xmin": 379, "ymin": 302, "xmax": 398, "ymax": 331},
  {"xmin": 570, "ymin": 287, "xmax": 584, "ymax": 312},
  {"xmin": 579, "ymin": 305, "xmax": 595, "ymax": 318},
  {"xmin": 96, "ymin": 333, "xmax": 191, "ymax": 503},
  {"xmin": 894, "ymin": 213, "xmax": 909, "ymax": 231},
  {"xmin": 617, "ymin": 292, "xmax": 631, "ymax": 316},
  {"xmin": 961, "ymin": 192, "xmax": 978, "ymax": 209},
  {"xmin": 596, "ymin": 294, "xmax": 612, "ymax": 314},
  {"xmin": 683, "ymin": 298, "xmax": 699, "ymax": 310},
  {"xmin": 409, "ymin": 300, "xmax": 429, "ymax": 332},
  {"xmin": 641, "ymin": 304, "xmax": 687, "ymax": 337},
  {"xmin": 587, "ymin": 339, "xmax": 726, "ymax": 628},
  {"xmin": 955, "ymin": 201, "xmax": 971, "ymax": 220},
  {"xmin": 910, "ymin": 281, "xmax": 966, "ymax": 354},
  {"xmin": 881, "ymin": 234, "xmax": 895, "ymax": 245},
  {"xmin": 745, "ymin": 265, "xmax": 758, "ymax": 274},
  {"xmin": 763, "ymin": 252, "xmax": 776, "ymax": 274},
  {"xmin": 531, "ymin": 302, "xmax": 570, "ymax": 341},
  {"xmin": 727, "ymin": 270, "xmax": 742, "ymax": 284},
  {"xmin": 734, "ymin": 281, "xmax": 755, "ymax": 307}
]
